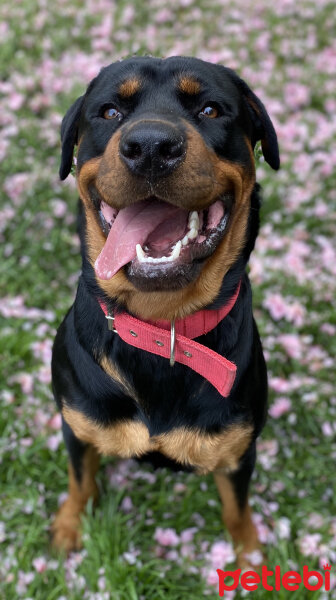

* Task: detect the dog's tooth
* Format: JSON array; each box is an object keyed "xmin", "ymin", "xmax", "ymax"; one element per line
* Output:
[
  {"xmin": 188, "ymin": 210, "xmax": 199, "ymax": 229},
  {"xmin": 171, "ymin": 240, "xmax": 182, "ymax": 260},
  {"xmin": 182, "ymin": 235, "xmax": 189, "ymax": 246},
  {"xmin": 188, "ymin": 227, "xmax": 198, "ymax": 240},
  {"xmin": 136, "ymin": 244, "xmax": 146, "ymax": 262},
  {"xmin": 136, "ymin": 241, "xmax": 183, "ymax": 265},
  {"xmin": 150, "ymin": 256, "xmax": 168, "ymax": 263}
]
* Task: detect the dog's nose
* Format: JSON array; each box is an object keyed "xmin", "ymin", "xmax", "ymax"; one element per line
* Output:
[{"xmin": 119, "ymin": 121, "xmax": 186, "ymax": 178}]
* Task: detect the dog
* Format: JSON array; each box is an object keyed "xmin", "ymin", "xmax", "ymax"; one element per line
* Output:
[{"xmin": 51, "ymin": 55, "xmax": 279, "ymax": 567}]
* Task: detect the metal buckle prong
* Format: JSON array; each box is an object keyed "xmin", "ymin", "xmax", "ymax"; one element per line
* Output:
[
  {"xmin": 170, "ymin": 319, "xmax": 176, "ymax": 367},
  {"xmin": 106, "ymin": 312, "xmax": 117, "ymax": 333}
]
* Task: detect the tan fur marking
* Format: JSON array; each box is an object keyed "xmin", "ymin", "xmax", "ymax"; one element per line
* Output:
[
  {"xmin": 244, "ymin": 135, "xmax": 256, "ymax": 166},
  {"xmin": 119, "ymin": 78, "xmax": 141, "ymax": 98},
  {"xmin": 245, "ymin": 96, "xmax": 261, "ymax": 117},
  {"xmin": 214, "ymin": 471, "xmax": 260, "ymax": 569},
  {"xmin": 77, "ymin": 121, "xmax": 255, "ymax": 321},
  {"xmin": 62, "ymin": 406, "xmax": 151, "ymax": 457},
  {"xmin": 157, "ymin": 425, "xmax": 253, "ymax": 474},
  {"xmin": 178, "ymin": 76, "xmax": 201, "ymax": 95},
  {"xmin": 99, "ymin": 354, "xmax": 138, "ymax": 400},
  {"xmin": 51, "ymin": 446, "xmax": 99, "ymax": 552},
  {"xmin": 61, "ymin": 405, "xmax": 252, "ymax": 473},
  {"xmin": 76, "ymin": 156, "xmax": 102, "ymax": 203}
]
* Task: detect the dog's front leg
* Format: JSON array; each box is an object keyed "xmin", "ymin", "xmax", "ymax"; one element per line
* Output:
[
  {"xmin": 214, "ymin": 443, "xmax": 260, "ymax": 569},
  {"xmin": 51, "ymin": 418, "xmax": 100, "ymax": 553}
]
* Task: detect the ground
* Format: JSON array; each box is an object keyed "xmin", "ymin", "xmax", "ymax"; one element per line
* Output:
[{"xmin": 0, "ymin": 0, "xmax": 335, "ymax": 598}]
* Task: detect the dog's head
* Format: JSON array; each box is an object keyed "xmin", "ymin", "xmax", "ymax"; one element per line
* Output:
[{"xmin": 60, "ymin": 56, "xmax": 279, "ymax": 319}]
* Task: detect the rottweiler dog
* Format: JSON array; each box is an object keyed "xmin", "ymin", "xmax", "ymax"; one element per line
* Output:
[{"xmin": 51, "ymin": 56, "xmax": 279, "ymax": 567}]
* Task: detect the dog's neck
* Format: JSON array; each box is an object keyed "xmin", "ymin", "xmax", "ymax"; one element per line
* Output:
[{"xmin": 97, "ymin": 281, "xmax": 241, "ymax": 397}]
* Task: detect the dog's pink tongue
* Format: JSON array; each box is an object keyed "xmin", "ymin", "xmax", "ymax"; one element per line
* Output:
[{"xmin": 95, "ymin": 199, "xmax": 185, "ymax": 280}]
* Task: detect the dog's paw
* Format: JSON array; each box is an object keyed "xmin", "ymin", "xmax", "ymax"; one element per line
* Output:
[
  {"xmin": 50, "ymin": 499, "xmax": 83, "ymax": 554},
  {"xmin": 236, "ymin": 548, "xmax": 265, "ymax": 572}
]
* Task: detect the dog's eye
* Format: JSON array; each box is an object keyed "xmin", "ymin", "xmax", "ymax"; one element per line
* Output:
[
  {"xmin": 199, "ymin": 105, "xmax": 219, "ymax": 119},
  {"xmin": 103, "ymin": 106, "xmax": 123, "ymax": 120}
]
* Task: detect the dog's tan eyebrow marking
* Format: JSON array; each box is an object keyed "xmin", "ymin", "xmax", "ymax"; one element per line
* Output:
[
  {"xmin": 118, "ymin": 77, "xmax": 141, "ymax": 98},
  {"xmin": 178, "ymin": 76, "xmax": 201, "ymax": 95}
]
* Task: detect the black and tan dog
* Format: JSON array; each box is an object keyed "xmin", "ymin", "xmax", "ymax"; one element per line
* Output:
[{"xmin": 51, "ymin": 56, "xmax": 279, "ymax": 566}]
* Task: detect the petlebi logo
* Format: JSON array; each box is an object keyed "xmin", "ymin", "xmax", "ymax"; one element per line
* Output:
[{"xmin": 217, "ymin": 563, "xmax": 332, "ymax": 596}]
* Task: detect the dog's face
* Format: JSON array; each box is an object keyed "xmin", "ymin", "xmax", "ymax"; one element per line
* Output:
[{"xmin": 60, "ymin": 56, "xmax": 279, "ymax": 319}]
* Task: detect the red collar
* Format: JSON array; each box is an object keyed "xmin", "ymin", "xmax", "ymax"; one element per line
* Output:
[{"xmin": 98, "ymin": 282, "xmax": 241, "ymax": 397}]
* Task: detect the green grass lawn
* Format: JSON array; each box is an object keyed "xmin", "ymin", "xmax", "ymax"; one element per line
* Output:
[{"xmin": 1, "ymin": 0, "xmax": 336, "ymax": 598}]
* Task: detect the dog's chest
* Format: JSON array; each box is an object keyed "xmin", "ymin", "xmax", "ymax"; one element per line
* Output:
[{"xmin": 62, "ymin": 404, "xmax": 252, "ymax": 474}]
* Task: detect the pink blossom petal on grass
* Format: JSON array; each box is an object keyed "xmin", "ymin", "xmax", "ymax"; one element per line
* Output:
[
  {"xmin": 46, "ymin": 432, "xmax": 62, "ymax": 451},
  {"xmin": 34, "ymin": 410, "xmax": 49, "ymax": 428},
  {"xmin": 284, "ymin": 82, "xmax": 311, "ymax": 110},
  {"xmin": 278, "ymin": 333, "xmax": 303, "ymax": 359},
  {"xmin": 120, "ymin": 496, "xmax": 133, "ymax": 513},
  {"xmin": 209, "ymin": 541, "xmax": 235, "ymax": 568},
  {"xmin": 299, "ymin": 533, "xmax": 322, "ymax": 556},
  {"xmin": 276, "ymin": 517, "xmax": 291, "ymax": 540},
  {"xmin": 322, "ymin": 422, "xmax": 334, "ymax": 436},
  {"xmin": 269, "ymin": 377, "xmax": 292, "ymax": 393},
  {"xmin": 51, "ymin": 198, "xmax": 67, "ymax": 217},
  {"xmin": 263, "ymin": 293, "xmax": 288, "ymax": 321},
  {"xmin": 320, "ymin": 323, "xmax": 336, "ymax": 336},
  {"xmin": 173, "ymin": 482, "xmax": 187, "ymax": 493},
  {"xmin": 57, "ymin": 492, "xmax": 68, "ymax": 507},
  {"xmin": 154, "ymin": 527, "xmax": 180, "ymax": 547},
  {"xmin": 32, "ymin": 556, "xmax": 48, "ymax": 573},
  {"xmin": 269, "ymin": 397, "xmax": 292, "ymax": 418},
  {"xmin": 0, "ymin": 522, "xmax": 6, "ymax": 542},
  {"xmin": 307, "ymin": 513, "xmax": 325, "ymax": 529},
  {"xmin": 21, "ymin": 437, "xmax": 33, "ymax": 447},
  {"xmin": 122, "ymin": 550, "xmax": 139, "ymax": 565},
  {"xmin": 253, "ymin": 514, "xmax": 276, "ymax": 544},
  {"xmin": 48, "ymin": 413, "xmax": 62, "ymax": 430},
  {"xmin": 180, "ymin": 543, "xmax": 195, "ymax": 559},
  {"xmin": 244, "ymin": 549, "xmax": 264, "ymax": 566},
  {"xmin": 14, "ymin": 373, "xmax": 34, "ymax": 394},
  {"xmin": 180, "ymin": 527, "xmax": 197, "ymax": 543},
  {"xmin": 37, "ymin": 366, "xmax": 51, "ymax": 384},
  {"xmin": 165, "ymin": 549, "xmax": 180, "ymax": 561},
  {"xmin": 205, "ymin": 568, "xmax": 221, "ymax": 587}
]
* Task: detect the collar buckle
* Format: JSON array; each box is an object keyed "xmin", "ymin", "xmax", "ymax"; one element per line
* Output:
[{"xmin": 106, "ymin": 312, "xmax": 118, "ymax": 333}]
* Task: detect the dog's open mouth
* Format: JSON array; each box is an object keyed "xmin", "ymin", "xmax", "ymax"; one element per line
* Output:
[{"xmin": 94, "ymin": 195, "xmax": 233, "ymax": 287}]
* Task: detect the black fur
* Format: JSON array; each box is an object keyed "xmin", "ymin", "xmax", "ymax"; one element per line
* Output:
[
  {"xmin": 53, "ymin": 185, "xmax": 267, "ymax": 452},
  {"xmin": 59, "ymin": 56, "xmax": 279, "ymax": 180},
  {"xmin": 52, "ymin": 56, "xmax": 276, "ymax": 517}
]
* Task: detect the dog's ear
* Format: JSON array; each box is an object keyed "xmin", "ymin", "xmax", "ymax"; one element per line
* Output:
[
  {"xmin": 244, "ymin": 85, "xmax": 280, "ymax": 170},
  {"xmin": 228, "ymin": 71, "xmax": 280, "ymax": 170},
  {"xmin": 59, "ymin": 95, "xmax": 85, "ymax": 180}
]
